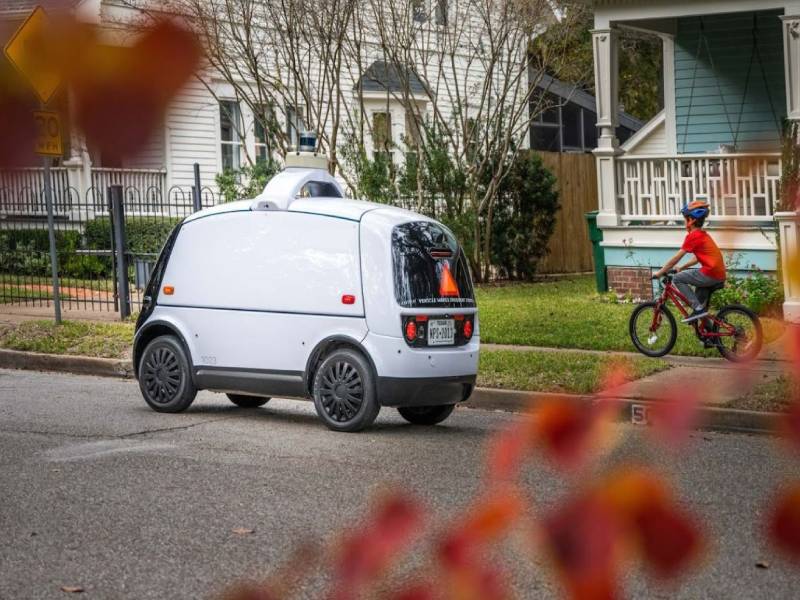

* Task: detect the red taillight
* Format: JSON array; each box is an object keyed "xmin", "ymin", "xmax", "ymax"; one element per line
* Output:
[
  {"xmin": 342, "ymin": 294, "xmax": 356, "ymax": 305},
  {"xmin": 405, "ymin": 320, "xmax": 417, "ymax": 341},
  {"xmin": 463, "ymin": 319, "xmax": 473, "ymax": 339}
]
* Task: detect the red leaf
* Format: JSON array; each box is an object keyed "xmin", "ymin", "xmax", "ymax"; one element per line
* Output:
[
  {"xmin": 533, "ymin": 399, "xmax": 608, "ymax": 470},
  {"xmin": 70, "ymin": 20, "xmax": 201, "ymax": 162},
  {"xmin": 485, "ymin": 421, "xmax": 530, "ymax": 482},
  {"xmin": 330, "ymin": 491, "xmax": 424, "ymax": 598},
  {"xmin": 541, "ymin": 493, "xmax": 622, "ymax": 600},
  {"xmin": 649, "ymin": 387, "xmax": 701, "ymax": 449},
  {"xmin": 602, "ymin": 469, "xmax": 704, "ymax": 579},
  {"xmin": 633, "ymin": 500, "xmax": 703, "ymax": 579},
  {"xmin": 767, "ymin": 484, "xmax": 800, "ymax": 563},
  {"xmin": 438, "ymin": 487, "xmax": 526, "ymax": 569}
]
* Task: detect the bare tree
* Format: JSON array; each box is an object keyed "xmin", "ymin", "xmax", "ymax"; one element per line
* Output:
[{"xmin": 365, "ymin": 0, "xmax": 560, "ymax": 279}]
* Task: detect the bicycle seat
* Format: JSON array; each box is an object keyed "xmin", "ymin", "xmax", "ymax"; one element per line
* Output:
[{"xmin": 708, "ymin": 281, "xmax": 726, "ymax": 293}]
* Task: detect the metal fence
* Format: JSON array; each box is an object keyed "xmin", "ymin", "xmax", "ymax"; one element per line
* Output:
[{"xmin": 0, "ymin": 169, "xmax": 217, "ymax": 314}]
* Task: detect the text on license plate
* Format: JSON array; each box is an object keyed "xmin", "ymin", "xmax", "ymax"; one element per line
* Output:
[{"xmin": 427, "ymin": 319, "xmax": 455, "ymax": 346}]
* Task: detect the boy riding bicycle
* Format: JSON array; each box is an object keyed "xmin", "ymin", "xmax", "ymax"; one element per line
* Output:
[{"xmin": 652, "ymin": 201, "xmax": 726, "ymax": 323}]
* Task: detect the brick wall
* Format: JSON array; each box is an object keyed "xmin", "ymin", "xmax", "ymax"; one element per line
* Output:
[{"xmin": 607, "ymin": 267, "xmax": 654, "ymax": 300}]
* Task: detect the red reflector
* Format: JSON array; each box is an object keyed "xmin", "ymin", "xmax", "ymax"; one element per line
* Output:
[
  {"xmin": 416, "ymin": 315, "xmax": 429, "ymax": 322},
  {"xmin": 405, "ymin": 320, "xmax": 417, "ymax": 341},
  {"xmin": 454, "ymin": 314, "xmax": 465, "ymax": 321},
  {"xmin": 439, "ymin": 263, "xmax": 460, "ymax": 297},
  {"xmin": 463, "ymin": 319, "xmax": 473, "ymax": 339},
  {"xmin": 342, "ymin": 294, "xmax": 356, "ymax": 305}
]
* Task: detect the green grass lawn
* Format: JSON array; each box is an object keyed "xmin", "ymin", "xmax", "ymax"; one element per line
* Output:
[
  {"xmin": 0, "ymin": 320, "xmax": 134, "ymax": 359},
  {"xmin": 478, "ymin": 350, "xmax": 669, "ymax": 395},
  {"xmin": 726, "ymin": 375, "xmax": 798, "ymax": 413},
  {"xmin": 476, "ymin": 276, "xmax": 783, "ymax": 357},
  {"xmin": 0, "ymin": 319, "xmax": 668, "ymax": 395}
]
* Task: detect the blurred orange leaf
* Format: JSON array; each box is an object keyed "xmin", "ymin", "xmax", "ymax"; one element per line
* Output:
[
  {"xmin": 532, "ymin": 398, "xmax": 611, "ymax": 471},
  {"xmin": 439, "ymin": 487, "xmax": 526, "ymax": 569},
  {"xmin": 540, "ymin": 493, "xmax": 622, "ymax": 600},
  {"xmin": 767, "ymin": 483, "xmax": 800, "ymax": 563},
  {"xmin": 648, "ymin": 387, "xmax": 701, "ymax": 449},
  {"xmin": 330, "ymin": 490, "xmax": 425, "ymax": 599}
]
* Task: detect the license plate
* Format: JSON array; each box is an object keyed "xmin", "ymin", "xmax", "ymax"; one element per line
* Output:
[{"xmin": 427, "ymin": 319, "xmax": 455, "ymax": 346}]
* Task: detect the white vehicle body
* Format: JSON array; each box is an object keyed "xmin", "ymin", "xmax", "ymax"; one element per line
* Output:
[{"xmin": 133, "ymin": 159, "xmax": 479, "ymax": 414}]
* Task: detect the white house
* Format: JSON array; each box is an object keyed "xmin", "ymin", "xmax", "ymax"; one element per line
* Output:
[
  {"xmin": 0, "ymin": 0, "xmax": 540, "ymax": 208},
  {"xmin": 578, "ymin": 0, "xmax": 799, "ymax": 320}
]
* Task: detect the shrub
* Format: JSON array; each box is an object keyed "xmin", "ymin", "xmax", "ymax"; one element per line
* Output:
[
  {"xmin": 712, "ymin": 270, "xmax": 784, "ymax": 315},
  {"xmin": 0, "ymin": 230, "xmax": 82, "ymax": 276},
  {"xmin": 84, "ymin": 217, "xmax": 181, "ymax": 257},
  {"xmin": 489, "ymin": 151, "xmax": 560, "ymax": 280},
  {"xmin": 216, "ymin": 160, "xmax": 280, "ymax": 202}
]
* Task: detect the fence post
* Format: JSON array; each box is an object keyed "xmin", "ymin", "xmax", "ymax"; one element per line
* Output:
[
  {"xmin": 192, "ymin": 162, "xmax": 202, "ymax": 212},
  {"xmin": 109, "ymin": 185, "xmax": 131, "ymax": 319}
]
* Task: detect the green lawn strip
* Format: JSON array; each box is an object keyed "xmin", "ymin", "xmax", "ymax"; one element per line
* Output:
[
  {"xmin": 0, "ymin": 320, "xmax": 134, "ymax": 359},
  {"xmin": 726, "ymin": 375, "xmax": 798, "ymax": 413},
  {"xmin": 0, "ymin": 273, "xmax": 114, "ymax": 292},
  {"xmin": 478, "ymin": 349, "xmax": 670, "ymax": 395},
  {"xmin": 476, "ymin": 277, "xmax": 783, "ymax": 358},
  {"xmin": 0, "ymin": 320, "xmax": 669, "ymax": 396}
]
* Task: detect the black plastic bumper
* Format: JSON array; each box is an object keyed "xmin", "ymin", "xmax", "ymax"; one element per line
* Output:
[{"xmin": 377, "ymin": 375, "xmax": 476, "ymax": 407}]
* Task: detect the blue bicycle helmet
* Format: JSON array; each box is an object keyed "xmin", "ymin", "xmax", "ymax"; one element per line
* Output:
[{"xmin": 680, "ymin": 200, "xmax": 710, "ymax": 220}]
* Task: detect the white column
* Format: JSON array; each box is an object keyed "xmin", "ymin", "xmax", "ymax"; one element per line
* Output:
[
  {"xmin": 779, "ymin": 15, "xmax": 800, "ymax": 322},
  {"xmin": 782, "ymin": 15, "xmax": 800, "ymax": 120},
  {"xmin": 661, "ymin": 34, "xmax": 678, "ymax": 154},
  {"xmin": 592, "ymin": 28, "xmax": 622, "ymax": 228}
]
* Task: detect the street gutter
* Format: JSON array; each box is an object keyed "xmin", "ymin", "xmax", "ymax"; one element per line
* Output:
[{"xmin": 0, "ymin": 348, "xmax": 781, "ymax": 435}]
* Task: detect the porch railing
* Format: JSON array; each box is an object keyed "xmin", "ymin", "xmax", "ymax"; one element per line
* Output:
[
  {"xmin": 90, "ymin": 168, "xmax": 168, "ymax": 213},
  {"xmin": 0, "ymin": 167, "xmax": 73, "ymax": 215},
  {"xmin": 615, "ymin": 153, "xmax": 782, "ymax": 223}
]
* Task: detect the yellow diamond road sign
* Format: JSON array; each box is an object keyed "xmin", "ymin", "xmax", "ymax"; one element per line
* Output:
[
  {"xmin": 3, "ymin": 6, "xmax": 62, "ymax": 104},
  {"xmin": 33, "ymin": 110, "xmax": 62, "ymax": 157}
]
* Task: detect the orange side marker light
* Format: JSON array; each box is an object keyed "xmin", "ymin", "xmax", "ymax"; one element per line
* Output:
[{"xmin": 163, "ymin": 285, "xmax": 174, "ymax": 295}]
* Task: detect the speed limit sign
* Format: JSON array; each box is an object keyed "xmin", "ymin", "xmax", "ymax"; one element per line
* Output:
[{"xmin": 33, "ymin": 110, "xmax": 62, "ymax": 157}]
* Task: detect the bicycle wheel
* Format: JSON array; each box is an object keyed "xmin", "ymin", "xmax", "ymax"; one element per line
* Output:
[
  {"xmin": 715, "ymin": 305, "xmax": 763, "ymax": 363},
  {"xmin": 629, "ymin": 301, "xmax": 677, "ymax": 357}
]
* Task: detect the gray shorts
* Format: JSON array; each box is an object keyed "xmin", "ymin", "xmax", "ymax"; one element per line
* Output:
[{"xmin": 673, "ymin": 269, "xmax": 724, "ymax": 310}]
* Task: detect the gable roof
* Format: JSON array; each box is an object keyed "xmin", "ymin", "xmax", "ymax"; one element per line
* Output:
[
  {"xmin": 534, "ymin": 71, "xmax": 644, "ymax": 131},
  {"xmin": 354, "ymin": 60, "xmax": 429, "ymax": 97}
]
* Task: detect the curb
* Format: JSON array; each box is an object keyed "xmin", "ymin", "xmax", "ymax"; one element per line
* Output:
[
  {"xmin": 0, "ymin": 349, "xmax": 781, "ymax": 434},
  {"xmin": 0, "ymin": 349, "xmax": 134, "ymax": 379},
  {"xmin": 468, "ymin": 388, "xmax": 781, "ymax": 435}
]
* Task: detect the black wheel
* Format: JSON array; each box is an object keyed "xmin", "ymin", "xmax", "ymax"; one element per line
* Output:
[
  {"xmin": 629, "ymin": 301, "xmax": 678, "ymax": 358},
  {"xmin": 138, "ymin": 335, "xmax": 196, "ymax": 413},
  {"xmin": 312, "ymin": 349, "xmax": 379, "ymax": 432},
  {"xmin": 226, "ymin": 393, "xmax": 270, "ymax": 408},
  {"xmin": 398, "ymin": 404, "xmax": 455, "ymax": 425},
  {"xmin": 715, "ymin": 305, "xmax": 763, "ymax": 363}
]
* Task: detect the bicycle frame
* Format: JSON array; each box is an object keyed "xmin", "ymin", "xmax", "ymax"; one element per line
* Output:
[{"xmin": 652, "ymin": 278, "xmax": 737, "ymax": 340}]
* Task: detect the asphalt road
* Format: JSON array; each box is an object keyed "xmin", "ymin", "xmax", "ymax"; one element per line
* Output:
[{"xmin": 1, "ymin": 368, "xmax": 800, "ymax": 600}]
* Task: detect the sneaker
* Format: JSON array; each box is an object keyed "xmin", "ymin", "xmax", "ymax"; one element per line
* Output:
[{"xmin": 682, "ymin": 308, "xmax": 709, "ymax": 323}]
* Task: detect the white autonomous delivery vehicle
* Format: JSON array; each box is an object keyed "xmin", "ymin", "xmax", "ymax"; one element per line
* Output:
[{"xmin": 133, "ymin": 152, "xmax": 479, "ymax": 432}]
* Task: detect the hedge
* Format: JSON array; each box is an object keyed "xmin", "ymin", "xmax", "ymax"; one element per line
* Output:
[{"xmin": 0, "ymin": 217, "xmax": 181, "ymax": 279}]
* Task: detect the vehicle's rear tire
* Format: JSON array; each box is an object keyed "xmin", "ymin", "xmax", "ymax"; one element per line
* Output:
[
  {"xmin": 629, "ymin": 301, "xmax": 678, "ymax": 358},
  {"xmin": 226, "ymin": 393, "xmax": 270, "ymax": 408},
  {"xmin": 715, "ymin": 304, "xmax": 763, "ymax": 363},
  {"xmin": 138, "ymin": 335, "xmax": 197, "ymax": 413},
  {"xmin": 312, "ymin": 349, "xmax": 380, "ymax": 432},
  {"xmin": 398, "ymin": 404, "xmax": 455, "ymax": 425}
]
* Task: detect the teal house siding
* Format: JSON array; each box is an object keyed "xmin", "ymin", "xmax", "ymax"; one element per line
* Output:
[{"xmin": 675, "ymin": 10, "xmax": 786, "ymax": 154}]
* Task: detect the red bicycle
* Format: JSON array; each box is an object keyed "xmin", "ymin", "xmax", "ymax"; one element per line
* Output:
[{"xmin": 629, "ymin": 270, "xmax": 763, "ymax": 362}]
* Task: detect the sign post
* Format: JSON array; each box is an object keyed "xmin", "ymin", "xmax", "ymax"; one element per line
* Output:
[{"xmin": 5, "ymin": 7, "xmax": 64, "ymax": 323}]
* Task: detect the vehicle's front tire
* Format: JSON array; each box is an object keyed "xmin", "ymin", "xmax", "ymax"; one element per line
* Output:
[
  {"xmin": 312, "ymin": 348, "xmax": 379, "ymax": 432},
  {"xmin": 226, "ymin": 393, "xmax": 270, "ymax": 408},
  {"xmin": 398, "ymin": 404, "xmax": 455, "ymax": 425},
  {"xmin": 138, "ymin": 335, "xmax": 197, "ymax": 413}
]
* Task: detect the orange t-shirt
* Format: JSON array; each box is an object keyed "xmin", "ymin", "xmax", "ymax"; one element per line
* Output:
[{"xmin": 681, "ymin": 229, "xmax": 726, "ymax": 280}]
